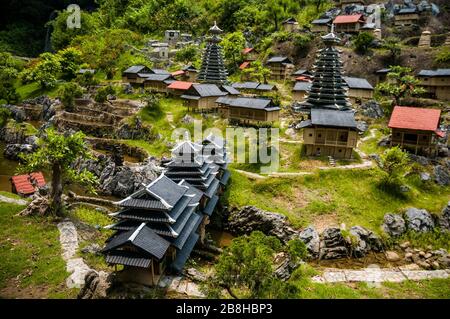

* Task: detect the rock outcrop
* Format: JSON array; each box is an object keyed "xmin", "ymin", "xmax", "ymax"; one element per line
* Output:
[
  {"xmin": 349, "ymin": 226, "xmax": 383, "ymax": 257},
  {"xmin": 298, "ymin": 226, "xmax": 320, "ymax": 258},
  {"xmin": 361, "ymin": 100, "xmax": 384, "ymax": 119},
  {"xmin": 434, "ymin": 165, "xmax": 450, "ymax": 186},
  {"xmin": 405, "ymin": 208, "xmax": 435, "ymax": 232},
  {"xmin": 319, "ymin": 228, "xmax": 350, "ymax": 260},
  {"xmin": 438, "ymin": 202, "xmax": 450, "ymax": 231},
  {"xmin": 382, "ymin": 213, "xmax": 406, "ymax": 236},
  {"xmin": 3, "ymin": 143, "xmax": 34, "ymax": 160},
  {"xmin": 77, "ymin": 271, "xmax": 112, "ymax": 299},
  {"xmin": 226, "ymin": 206, "xmax": 297, "ymax": 243}
]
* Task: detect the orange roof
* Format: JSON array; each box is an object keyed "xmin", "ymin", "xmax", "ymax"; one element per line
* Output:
[
  {"xmin": 171, "ymin": 70, "xmax": 185, "ymax": 76},
  {"xmin": 242, "ymin": 48, "xmax": 254, "ymax": 55},
  {"xmin": 295, "ymin": 76, "xmax": 311, "ymax": 82},
  {"xmin": 167, "ymin": 81, "xmax": 193, "ymax": 90},
  {"xmin": 388, "ymin": 106, "xmax": 441, "ymax": 132},
  {"xmin": 11, "ymin": 172, "xmax": 46, "ymax": 195},
  {"xmin": 333, "ymin": 14, "xmax": 364, "ymax": 24},
  {"xmin": 239, "ymin": 61, "xmax": 251, "ymax": 70}
]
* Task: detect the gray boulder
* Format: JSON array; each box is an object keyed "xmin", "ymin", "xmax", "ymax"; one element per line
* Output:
[
  {"xmin": 382, "ymin": 213, "xmax": 406, "ymax": 236},
  {"xmin": 378, "ymin": 136, "xmax": 391, "ymax": 147},
  {"xmin": 357, "ymin": 121, "xmax": 368, "ymax": 133},
  {"xmin": 420, "ymin": 172, "xmax": 431, "ymax": 182},
  {"xmin": 361, "ymin": 100, "xmax": 384, "ymax": 119},
  {"xmin": 319, "ymin": 227, "xmax": 349, "ymax": 259},
  {"xmin": 409, "ymin": 154, "xmax": 430, "ymax": 166},
  {"xmin": 226, "ymin": 206, "xmax": 297, "ymax": 243},
  {"xmin": 434, "ymin": 165, "xmax": 450, "ymax": 186},
  {"xmin": 4, "ymin": 143, "xmax": 34, "ymax": 160},
  {"xmin": 405, "ymin": 208, "xmax": 435, "ymax": 232},
  {"xmin": 438, "ymin": 201, "xmax": 450, "ymax": 231},
  {"xmin": 349, "ymin": 226, "xmax": 383, "ymax": 258},
  {"xmin": 298, "ymin": 226, "xmax": 320, "ymax": 258}
]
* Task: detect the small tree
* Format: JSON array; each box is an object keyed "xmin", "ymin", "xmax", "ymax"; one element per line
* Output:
[
  {"xmin": 242, "ymin": 60, "xmax": 271, "ymax": 83},
  {"xmin": 0, "ymin": 52, "xmax": 22, "ymax": 103},
  {"xmin": 377, "ymin": 146, "xmax": 410, "ymax": 187},
  {"xmin": 383, "ymin": 37, "xmax": 402, "ymax": 63},
  {"xmin": 220, "ymin": 31, "xmax": 246, "ymax": 71},
  {"xmin": 57, "ymin": 47, "xmax": 82, "ymax": 81},
  {"xmin": 18, "ymin": 129, "xmax": 98, "ymax": 216},
  {"xmin": 376, "ymin": 66, "xmax": 425, "ymax": 108},
  {"xmin": 94, "ymin": 85, "xmax": 116, "ymax": 103},
  {"xmin": 175, "ymin": 45, "xmax": 199, "ymax": 64},
  {"xmin": 353, "ymin": 32, "xmax": 375, "ymax": 54},
  {"xmin": 27, "ymin": 52, "xmax": 62, "ymax": 89},
  {"xmin": 203, "ymin": 231, "xmax": 299, "ymax": 299},
  {"xmin": 58, "ymin": 82, "xmax": 83, "ymax": 112}
]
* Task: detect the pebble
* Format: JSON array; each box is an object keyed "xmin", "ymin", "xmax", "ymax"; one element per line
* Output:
[
  {"xmin": 385, "ymin": 251, "xmax": 401, "ymax": 262},
  {"xmin": 400, "ymin": 241, "xmax": 410, "ymax": 249},
  {"xmin": 405, "ymin": 252, "xmax": 413, "ymax": 260}
]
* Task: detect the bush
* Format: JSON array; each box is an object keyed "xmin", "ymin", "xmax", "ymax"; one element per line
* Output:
[
  {"xmin": 0, "ymin": 107, "xmax": 12, "ymax": 127},
  {"xmin": 58, "ymin": 82, "xmax": 83, "ymax": 112},
  {"xmin": 435, "ymin": 47, "xmax": 450, "ymax": 64},
  {"xmin": 353, "ymin": 32, "xmax": 375, "ymax": 54},
  {"xmin": 377, "ymin": 146, "xmax": 410, "ymax": 188},
  {"xmin": 94, "ymin": 85, "xmax": 116, "ymax": 103}
]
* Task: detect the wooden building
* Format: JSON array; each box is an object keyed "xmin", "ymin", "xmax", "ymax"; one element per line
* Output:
[
  {"xmin": 343, "ymin": 76, "xmax": 374, "ymax": 104},
  {"xmin": 167, "ymin": 81, "xmax": 193, "ymax": 96},
  {"xmin": 143, "ymin": 74, "xmax": 174, "ymax": 93},
  {"xmin": 266, "ymin": 56, "xmax": 294, "ymax": 81},
  {"xmin": 292, "ymin": 81, "xmax": 312, "ymax": 102},
  {"xmin": 181, "ymin": 83, "xmax": 227, "ymax": 112},
  {"xmin": 333, "ymin": 14, "xmax": 365, "ymax": 33},
  {"xmin": 172, "ymin": 65, "xmax": 198, "ymax": 82},
  {"xmin": 291, "ymin": 69, "xmax": 313, "ymax": 81},
  {"xmin": 282, "ymin": 17, "xmax": 299, "ymax": 32},
  {"xmin": 122, "ymin": 65, "xmax": 152, "ymax": 85},
  {"xmin": 418, "ymin": 69, "xmax": 450, "ymax": 101},
  {"xmin": 242, "ymin": 47, "xmax": 258, "ymax": 62},
  {"xmin": 394, "ymin": 8, "xmax": 419, "ymax": 26},
  {"xmin": 298, "ymin": 109, "xmax": 359, "ymax": 159},
  {"xmin": 311, "ymin": 18, "xmax": 332, "ymax": 33},
  {"xmin": 388, "ymin": 106, "xmax": 444, "ymax": 156},
  {"xmin": 10, "ymin": 172, "xmax": 46, "ymax": 197},
  {"xmin": 375, "ymin": 68, "xmax": 391, "ymax": 84},
  {"xmin": 231, "ymin": 82, "xmax": 277, "ymax": 95},
  {"xmin": 216, "ymin": 97, "xmax": 280, "ymax": 125},
  {"xmin": 165, "ymin": 30, "xmax": 181, "ymax": 45}
]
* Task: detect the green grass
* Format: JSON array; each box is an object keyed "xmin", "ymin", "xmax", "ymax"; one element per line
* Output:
[
  {"xmin": 0, "ymin": 191, "xmax": 24, "ymax": 200},
  {"xmin": 0, "ymin": 202, "xmax": 76, "ymax": 298},
  {"xmin": 15, "ymin": 81, "xmax": 59, "ymax": 101},
  {"xmin": 226, "ymin": 168, "xmax": 450, "ymax": 231}
]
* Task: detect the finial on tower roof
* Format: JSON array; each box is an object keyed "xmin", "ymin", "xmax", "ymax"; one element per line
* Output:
[{"xmin": 209, "ymin": 21, "xmax": 223, "ymax": 34}]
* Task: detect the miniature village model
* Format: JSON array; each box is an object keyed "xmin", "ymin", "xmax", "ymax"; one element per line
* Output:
[{"xmin": 1, "ymin": 0, "xmax": 450, "ymax": 301}]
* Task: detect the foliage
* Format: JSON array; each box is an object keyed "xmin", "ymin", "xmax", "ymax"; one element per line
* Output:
[
  {"xmin": 0, "ymin": 108, "xmax": 12, "ymax": 127},
  {"xmin": 94, "ymin": 85, "xmax": 116, "ymax": 103},
  {"xmin": 435, "ymin": 47, "xmax": 450, "ymax": 64},
  {"xmin": 76, "ymin": 68, "xmax": 99, "ymax": 88},
  {"xmin": 287, "ymin": 239, "xmax": 308, "ymax": 262},
  {"xmin": 21, "ymin": 52, "xmax": 62, "ymax": 89},
  {"xmin": 175, "ymin": 45, "xmax": 200, "ymax": 64},
  {"xmin": 376, "ymin": 66, "xmax": 425, "ymax": 107},
  {"xmin": 49, "ymin": 9, "xmax": 98, "ymax": 52},
  {"xmin": 377, "ymin": 146, "xmax": 410, "ymax": 188},
  {"xmin": 220, "ymin": 31, "xmax": 246, "ymax": 71},
  {"xmin": 203, "ymin": 231, "xmax": 299, "ymax": 298},
  {"xmin": 18, "ymin": 128, "xmax": 98, "ymax": 216},
  {"xmin": 56, "ymin": 47, "xmax": 83, "ymax": 81},
  {"xmin": 353, "ymin": 32, "xmax": 375, "ymax": 54},
  {"xmin": 383, "ymin": 37, "xmax": 402, "ymax": 62},
  {"xmin": 242, "ymin": 60, "xmax": 271, "ymax": 83},
  {"xmin": 0, "ymin": 52, "xmax": 23, "ymax": 103},
  {"xmin": 292, "ymin": 33, "xmax": 313, "ymax": 55},
  {"xmin": 58, "ymin": 82, "xmax": 83, "ymax": 112}
]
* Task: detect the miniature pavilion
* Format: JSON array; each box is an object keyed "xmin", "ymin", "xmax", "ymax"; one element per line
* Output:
[
  {"xmin": 197, "ymin": 22, "xmax": 228, "ymax": 85},
  {"xmin": 296, "ymin": 30, "xmax": 359, "ymax": 159}
]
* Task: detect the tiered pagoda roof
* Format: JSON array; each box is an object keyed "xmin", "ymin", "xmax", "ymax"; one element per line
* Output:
[
  {"xmin": 197, "ymin": 22, "xmax": 228, "ymax": 84},
  {"xmin": 302, "ymin": 31, "xmax": 352, "ymax": 111},
  {"xmin": 104, "ymin": 174, "xmax": 204, "ymax": 272}
]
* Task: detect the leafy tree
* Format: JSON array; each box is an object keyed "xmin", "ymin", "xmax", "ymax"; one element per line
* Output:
[
  {"xmin": 376, "ymin": 66, "xmax": 425, "ymax": 107},
  {"xmin": 0, "ymin": 108, "xmax": 12, "ymax": 127},
  {"xmin": 203, "ymin": 231, "xmax": 300, "ymax": 299},
  {"xmin": 175, "ymin": 45, "xmax": 199, "ymax": 64},
  {"xmin": 58, "ymin": 82, "xmax": 83, "ymax": 112},
  {"xmin": 242, "ymin": 60, "xmax": 271, "ymax": 83},
  {"xmin": 24, "ymin": 52, "xmax": 62, "ymax": 89},
  {"xmin": 49, "ymin": 9, "xmax": 98, "ymax": 51},
  {"xmin": 435, "ymin": 47, "xmax": 450, "ymax": 64},
  {"xmin": 353, "ymin": 32, "xmax": 375, "ymax": 54},
  {"xmin": 57, "ymin": 47, "xmax": 83, "ymax": 81},
  {"xmin": 0, "ymin": 52, "xmax": 22, "ymax": 103},
  {"xmin": 220, "ymin": 31, "xmax": 246, "ymax": 71},
  {"xmin": 383, "ymin": 37, "xmax": 402, "ymax": 63},
  {"xmin": 76, "ymin": 68, "xmax": 99, "ymax": 88},
  {"xmin": 95, "ymin": 85, "xmax": 116, "ymax": 103},
  {"xmin": 265, "ymin": 0, "xmax": 300, "ymax": 31},
  {"xmin": 18, "ymin": 129, "xmax": 98, "ymax": 216},
  {"xmin": 377, "ymin": 146, "xmax": 410, "ymax": 187}
]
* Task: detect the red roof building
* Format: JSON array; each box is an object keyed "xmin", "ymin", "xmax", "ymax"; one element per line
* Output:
[
  {"xmin": 239, "ymin": 61, "xmax": 251, "ymax": 70},
  {"xmin": 333, "ymin": 14, "xmax": 365, "ymax": 33},
  {"xmin": 242, "ymin": 48, "xmax": 254, "ymax": 55},
  {"xmin": 11, "ymin": 172, "xmax": 46, "ymax": 196},
  {"xmin": 171, "ymin": 70, "xmax": 185, "ymax": 77},
  {"xmin": 167, "ymin": 81, "xmax": 194, "ymax": 95},
  {"xmin": 388, "ymin": 106, "xmax": 444, "ymax": 156}
]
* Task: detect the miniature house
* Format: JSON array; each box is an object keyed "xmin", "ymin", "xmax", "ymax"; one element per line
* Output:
[
  {"xmin": 143, "ymin": 71, "xmax": 174, "ymax": 93},
  {"xmin": 298, "ymin": 109, "xmax": 359, "ymax": 159},
  {"xmin": 333, "ymin": 14, "xmax": 365, "ymax": 33},
  {"xmin": 216, "ymin": 96, "xmax": 280, "ymax": 125},
  {"xmin": 418, "ymin": 69, "xmax": 450, "ymax": 101},
  {"xmin": 282, "ymin": 18, "xmax": 300, "ymax": 32},
  {"xmin": 394, "ymin": 8, "xmax": 419, "ymax": 26},
  {"xmin": 181, "ymin": 83, "xmax": 227, "ymax": 112},
  {"xmin": 311, "ymin": 18, "xmax": 332, "ymax": 33},
  {"xmin": 231, "ymin": 82, "xmax": 277, "ymax": 95},
  {"xmin": 343, "ymin": 76, "xmax": 374, "ymax": 104},
  {"xmin": 292, "ymin": 81, "xmax": 312, "ymax": 102},
  {"xmin": 266, "ymin": 56, "xmax": 294, "ymax": 81},
  {"xmin": 388, "ymin": 106, "xmax": 444, "ymax": 157},
  {"xmin": 122, "ymin": 65, "xmax": 152, "ymax": 85},
  {"xmin": 165, "ymin": 30, "xmax": 181, "ymax": 45}
]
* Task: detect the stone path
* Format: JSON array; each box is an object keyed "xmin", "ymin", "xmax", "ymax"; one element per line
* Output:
[
  {"xmin": 234, "ymin": 169, "xmax": 267, "ymax": 179},
  {"xmin": 311, "ymin": 265, "xmax": 450, "ymax": 284},
  {"xmin": 57, "ymin": 220, "xmax": 93, "ymax": 289},
  {"xmin": 0, "ymin": 194, "xmax": 28, "ymax": 206},
  {"xmin": 158, "ymin": 275, "xmax": 205, "ymax": 298},
  {"xmin": 166, "ymin": 112, "xmax": 176, "ymax": 128}
]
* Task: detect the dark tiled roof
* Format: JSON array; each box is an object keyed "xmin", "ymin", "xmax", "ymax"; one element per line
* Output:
[
  {"xmin": 123, "ymin": 65, "xmax": 148, "ymax": 74},
  {"xmin": 193, "ymin": 84, "xmax": 228, "ymax": 97},
  {"xmin": 143, "ymin": 74, "xmax": 172, "ymax": 82},
  {"xmin": 343, "ymin": 76, "xmax": 373, "ymax": 90},
  {"xmin": 171, "ymin": 232, "xmax": 199, "ymax": 273},
  {"xmin": 312, "ymin": 18, "xmax": 332, "ymax": 24},
  {"xmin": 105, "ymin": 251, "xmax": 152, "ymax": 268},
  {"xmin": 120, "ymin": 198, "xmax": 167, "ymax": 210},
  {"xmin": 219, "ymin": 170, "xmax": 231, "ymax": 186},
  {"xmin": 232, "ymin": 82, "xmax": 260, "ymax": 89},
  {"xmin": 171, "ymin": 212, "xmax": 202, "ymax": 249},
  {"xmin": 204, "ymin": 177, "xmax": 220, "ymax": 198},
  {"xmin": 203, "ymin": 195, "xmax": 219, "ymax": 217},
  {"xmin": 217, "ymin": 97, "xmax": 277, "ymax": 110},
  {"xmin": 179, "ymin": 181, "xmax": 204, "ymax": 205},
  {"xmin": 151, "ymin": 68, "xmax": 171, "ymax": 75},
  {"xmin": 222, "ymin": 85, "xmax": 240, "ymax": 95},
  {"xmin": 267, "ymin": 56, "xmax": 292, "ymax": 64},
  {"xmin": 418, "ymin": 69, "xmax": 450, "ymax": 77},
  {"xmin": 147, "ymin": 175, "xmax": 188, "ymax": 207},
  {"xmin": 311, "ymin": 109, "xmax": 357, "ymax": 128},
  {"xmin": 398, "ymin": 8, "xmax": 417, "ymax": 14},
  {"xmin": 256, "ymin": 84, "xmax": 275, "ymax": 91},
  {"xmin": 293, "ymin": 82, "xmax": 312, "ymax": 91},
  {"xmin": 293, "ymin": 69, "xmax": 311, "ymax": 76}
]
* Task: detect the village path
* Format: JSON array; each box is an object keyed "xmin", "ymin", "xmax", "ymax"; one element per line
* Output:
[
  {"xmin": 0, "ymin": 194, "xmax": 28, "ymax": 205},
  {"xmin": 166, "ymin": 112, "xmax": 176, "ymax": 129},
  {"xmin": 312, "ymin": 265, "xmax": 450, "ymax": 284},
  {"xmin": 158, "ymin": 275, "xmax": 205, "ymax": 298},
  {"xmin": 57, "ymin": 220, "xmax": 97, "ymax": 289}
]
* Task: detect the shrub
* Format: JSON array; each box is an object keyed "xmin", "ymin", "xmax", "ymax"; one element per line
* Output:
[
  {"xmin": 353, "ymin": 32, "xmax": 375, "ymax": 54},
  {"xmin": 94, "ymin": 85, "xmax": 116, "ymax": 103}
]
